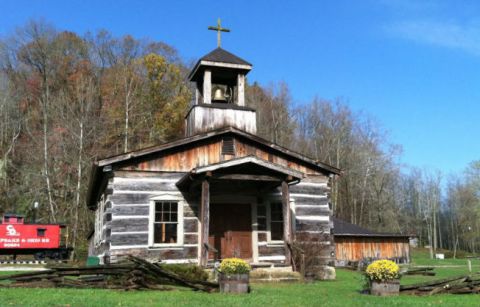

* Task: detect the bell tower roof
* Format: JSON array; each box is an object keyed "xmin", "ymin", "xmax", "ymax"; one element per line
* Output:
[
  {"xmin": 185, "ymin": 19, "xmax": 256, "ymax": 137},
  {"xmin": 188, "ymin": 47, "xmax": 252, "ymax": 82}
]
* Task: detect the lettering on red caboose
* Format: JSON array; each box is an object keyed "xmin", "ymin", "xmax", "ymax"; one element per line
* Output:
[{"xmin": 0, "ymin": 224, "xmax": 60, "ymax": 249}]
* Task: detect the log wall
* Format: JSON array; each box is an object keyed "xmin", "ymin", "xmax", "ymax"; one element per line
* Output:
[
  {"xmin": 93, "ymin": 172, "xmax": 200, "ymax": 264},
  {"xmin": 255, "ymin": 175, "xmax": 335, "ymax": 267}
]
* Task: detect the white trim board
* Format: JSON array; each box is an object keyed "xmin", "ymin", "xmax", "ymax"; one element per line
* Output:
[
  {"xmin": 114, "ymin": 177, "xmax": 180, "ymax": 183},
  {"xmin": 258, "ymin": 255, "xmax": 286, "ymax": 261},
  {"xmin": 113, "ymin": 190, "xmax": 181, "ymax": 194},
  {"xmin": 296, "ymin": 216, "xmax": 330, "ymax": 221}
]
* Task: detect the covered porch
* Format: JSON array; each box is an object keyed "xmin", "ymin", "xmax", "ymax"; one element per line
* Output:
[{"xmin": 176, "ymin": 156, "xmax": 304, "ymax": 267}]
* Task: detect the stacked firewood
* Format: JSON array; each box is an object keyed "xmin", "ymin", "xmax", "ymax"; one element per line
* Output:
[
  {"xmin": 0, "ymin": 256, "xmax": 218, "ymax": 292},
  {"xmin": 401, "ymin": 273, "xmax": 480, "ymax": 295}
]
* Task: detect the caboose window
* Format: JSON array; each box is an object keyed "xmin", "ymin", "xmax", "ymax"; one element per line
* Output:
[
  {"xmin": 37, "ymin": 228, "xmax": 46, "ymax": 237},
  {"xmin": 153, "ymin": 201, "xmax": 178, "ymax": 244}
]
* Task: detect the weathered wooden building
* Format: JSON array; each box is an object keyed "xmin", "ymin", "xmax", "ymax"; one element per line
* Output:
[
  {"xmin": 333, "ymin": 217, "xmax": 411, "ymax": 265},
  {"xmin": 86, "ymin": 46, "xmax": 340, "ymax": 277}
]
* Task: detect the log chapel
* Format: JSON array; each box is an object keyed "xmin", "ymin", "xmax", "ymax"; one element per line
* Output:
[{"xmin": 86, "ymin": 25, "xmax": 340, "ymax": 278}]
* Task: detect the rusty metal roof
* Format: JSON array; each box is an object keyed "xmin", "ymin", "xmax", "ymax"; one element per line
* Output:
[{"xmin": 333, "ymin": 217, "xmax": 410, "ymax": 238}]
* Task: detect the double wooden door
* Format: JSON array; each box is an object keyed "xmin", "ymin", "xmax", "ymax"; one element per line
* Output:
[{"xmin": 209, "ymin": 203, "xmax": 252, "ymax": 260}]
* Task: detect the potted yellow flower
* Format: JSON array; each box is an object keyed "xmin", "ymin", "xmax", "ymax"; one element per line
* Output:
[
  {"xmin": 218, "ymin": 258, "xmax": 251, "ymax": 293},
  {"xmin": 365, "ymin": 260, "xmax": 401, "ymax": 296}
]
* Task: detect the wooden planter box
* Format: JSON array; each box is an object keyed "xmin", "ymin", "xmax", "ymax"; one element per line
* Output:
[
  {"xmin": 219, "ymin": 273, "xmax": 250, "ymax": 293},
  {"xmin": 370, "ymin": 280, "xmax": 400, "ymax": 296}
]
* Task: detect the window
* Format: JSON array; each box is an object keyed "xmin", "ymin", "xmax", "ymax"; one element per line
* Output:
[
  {"xmin": 37, "ymin": 228, "xmax": 46, "ymax": 237},
  {"xmin": 256, "ymin": 202, "xmax": 285, "ymax": 242},
  {"xmin": 270, "ymin": 203, "xmax": 284, "ymax": 241},
  {"xmin": 257, "ymin": 205, "xmax": 267, "ymax": 231},
  {"xmin": 153, "ymin": 201, "xmax": 178, "ymax": 244}
]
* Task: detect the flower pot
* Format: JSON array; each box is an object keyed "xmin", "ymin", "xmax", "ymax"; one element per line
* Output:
[
  {"xmin": 370, "ymin": 279, "xmax": 400, "ymax": 296},
  {"xmin": 218, "ymin": 273, "xmax": 250, "ymax": 293}
]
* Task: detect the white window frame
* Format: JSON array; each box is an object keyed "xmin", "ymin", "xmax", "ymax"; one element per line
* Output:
[{"xmin": 148, "ymin": 193, "xmax": 184, "ymax": 248}]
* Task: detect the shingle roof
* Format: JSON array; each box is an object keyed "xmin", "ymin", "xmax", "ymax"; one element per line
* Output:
[
  {"xmin": 200, "ymin": 48, "xmax": 252, "ymax": 66},
  {"xmin": 333, "ymin": 217, "xmax": 410, "ymax": 238}
]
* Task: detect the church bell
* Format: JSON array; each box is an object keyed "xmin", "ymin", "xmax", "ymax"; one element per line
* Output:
[{"xmin": 212, "ymin": 87, "xmax": 227, "ymax": 103}]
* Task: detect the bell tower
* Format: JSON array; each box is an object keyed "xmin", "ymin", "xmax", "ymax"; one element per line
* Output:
[{"xmin": 185, "ymin": 20, "xmax": 257, "ymax": 136}]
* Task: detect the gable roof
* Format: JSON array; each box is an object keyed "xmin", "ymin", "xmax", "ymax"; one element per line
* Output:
[
  {"xmin": 333, "ymin": 217, "xmax": 410, "ymax": 238},
  {"xmin": 188, "ymin": 48, "xmax": 252, "ymax": 81},
  {"xmin": 93, "ymin": 126, "xmax": 340, "ymax": 174},
  {"xmin": 200, "ymin": 48, "xmax": 252, "ymax": 66},
  {"xmin": 86, "ymin": 126, "xmax": 341, "ymax": 208}
]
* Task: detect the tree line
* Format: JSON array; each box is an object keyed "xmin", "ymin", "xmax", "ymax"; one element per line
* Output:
[{"xmin": 0, "ymin": 21, "xmax": 478, "ymax": 257}]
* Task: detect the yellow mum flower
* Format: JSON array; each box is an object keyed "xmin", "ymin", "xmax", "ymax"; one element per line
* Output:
[
  {"xmin": 219, "ymin": 258, "xmax": 251, "ymax": 274},
  {"xmin": 365, "ymin": 260, "xmax": 400, "ymax": 281}
]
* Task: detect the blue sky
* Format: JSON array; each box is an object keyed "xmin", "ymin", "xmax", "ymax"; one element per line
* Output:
[{"xmin": 1, "ymin": 0, "xmax": 479, "ymax": 176}]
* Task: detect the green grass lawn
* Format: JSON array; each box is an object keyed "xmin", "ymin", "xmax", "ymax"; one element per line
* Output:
[
  {"xmin": 1, "ymin": 249, "xmax": 480, "ymax": 307},
  {"xmin": 0, "ymin": 268, "xmax": 479, "ymax": 307}
]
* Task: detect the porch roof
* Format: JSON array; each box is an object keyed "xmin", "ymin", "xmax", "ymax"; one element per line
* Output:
[{"xmin": 176, "ymin": 155, "xmax": 304, "ymax": 190}]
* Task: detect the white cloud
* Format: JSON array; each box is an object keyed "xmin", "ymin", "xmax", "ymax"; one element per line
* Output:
[{"xmin": 387, "ymin": 19, "xmax": 480, "ymax": 55}]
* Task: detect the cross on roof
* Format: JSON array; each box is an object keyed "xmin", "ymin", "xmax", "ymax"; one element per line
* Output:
[{"xmin": 208, "ymin": 18, "xmax": 230, "ymax": 48}]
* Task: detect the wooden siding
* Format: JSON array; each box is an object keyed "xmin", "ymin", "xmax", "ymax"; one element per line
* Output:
[
  {"xmin": 186, "ymin": 105, "xmax": 257, "ymax": 136},
  {"xmin": 335, "ymin": 236, "xmax": 410, "ymax": 262},
  {"xmin": 120, "ymin": 136, "xmax": 323, "ymax": 175}
]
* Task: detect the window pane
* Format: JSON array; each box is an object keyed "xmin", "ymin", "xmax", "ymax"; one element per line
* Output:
[
  {"xmin": 155, "ymin": 213, "xmax": 162, "ymax": 222},
  {"xmin": 271, "ymin": 222, "xmax": 283, "ymax": 241},
  {"xmin": 155, "ymin": 202, "xmax": 163, "ymax": 212},
  {"xmin": 165, "ymin": 224, "xmax": 177, "ymax": 243},
  {"xmin": 258, "ymin": 217, "xmax": 267, "ymax": 231},
  {"xmin": 257, "ymin": 205, "xmax": 266, "ymax": 217},
  {"xmin": 271, "ymin": 203, "xmax": 283, "ymax": 221},
  {"xmin": 170, "ymin": 202, "xmax": 177, "ymax": 213},
  {"xmin": 154, "ymin": 223, "xmax": 164, "ymax": 244},
  {"xmin": 171, "ymin": 213, "xmax": 177, "ymax": 222}
]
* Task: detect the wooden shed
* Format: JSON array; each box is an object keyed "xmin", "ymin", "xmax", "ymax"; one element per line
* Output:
[{"xmin": 333, "ymin": 217, "xmax": 410, "ymax": 266}]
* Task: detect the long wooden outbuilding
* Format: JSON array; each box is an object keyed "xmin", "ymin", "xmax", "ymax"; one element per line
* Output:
[{"xmin": 333, "ymin": 217, "xmax": 411, "ymax": 265}]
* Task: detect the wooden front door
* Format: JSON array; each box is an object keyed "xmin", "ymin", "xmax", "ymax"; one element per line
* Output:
[{"xmin": 209, "ymin": 203, "xmax": 252, "ymax": 260}]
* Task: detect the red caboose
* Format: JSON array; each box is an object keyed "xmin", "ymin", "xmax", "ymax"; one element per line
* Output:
[{"xmin": 0, "ymin": 214, "xmax": 71, "ymax": 260}]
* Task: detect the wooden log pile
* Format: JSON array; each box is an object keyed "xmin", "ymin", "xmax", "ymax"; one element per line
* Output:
[
  {"xmin": 401, "ymin": 273, "xmax": 480, "ymax": 295},
  {"xmin": 0, "ymin": 256, "xmax": 218, "ymax": 292}
]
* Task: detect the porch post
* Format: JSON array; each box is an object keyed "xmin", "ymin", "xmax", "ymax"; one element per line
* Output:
[
  {"xmin": 200, "ymin": 177, "xmax": 210, "ymax": 267},
  {"xmin": 282, "ymin": 180, "xmax": 292, "ymax": 265}
]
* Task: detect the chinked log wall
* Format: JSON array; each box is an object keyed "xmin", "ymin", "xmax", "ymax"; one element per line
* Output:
[
  {"xmin": 256, "ymin": 175, "xmax": 334, "ymax": 266},
  {"xmin": 103, "ymin": 172, "xmax": 199, "ymax": 264}
]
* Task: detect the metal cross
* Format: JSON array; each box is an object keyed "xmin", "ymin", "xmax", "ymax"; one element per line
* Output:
[{"xmin": 208, "ymin": 18, "xmax": 230, "ymax": 48}]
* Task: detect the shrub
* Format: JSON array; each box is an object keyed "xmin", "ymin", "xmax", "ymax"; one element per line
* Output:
[
  {"xmin": 219, "ymin": 258, "xmax": 251, "ymax": 274},
  {"xmin": 365, "ymin": 260, "xmax": 400, "ymax": 282},
  {"xmin": 160, "ymin": 263, "xmax": 209, "ymax": 281}
]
